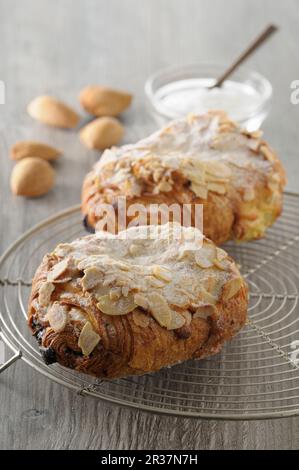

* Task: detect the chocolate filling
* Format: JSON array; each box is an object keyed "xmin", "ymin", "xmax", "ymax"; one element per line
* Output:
[{"xmin": 40, "ymin": 346, "xmax": 57, "ymax": 365}]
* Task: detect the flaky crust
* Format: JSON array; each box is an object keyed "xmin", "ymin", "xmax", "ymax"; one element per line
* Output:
[
  {"xmin": 28, "ymin": 224, "xmax": 248, "ymax": 379},
  {"xmin": 82, "ymin": 112, "xmax": 286, "ymax": 245}
]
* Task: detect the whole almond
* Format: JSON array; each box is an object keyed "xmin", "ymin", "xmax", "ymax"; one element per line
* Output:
[
  {"xmin": 79, "ymin": 117, "xmax": 124, "ymax": 150},
  {"xmin": 27, "ymin": 95, "xmax": 79, "ymax": 129},
  {"xmin": 79, "ymin": 85, "xmax": 132, "ymax": 117},
  {"xmin": 10, "ymin": 141, "xmax": 62, "ymax": 161},
  {"xmin": 10, "ymin": 157, "xmax": 55, "ymax": 197}
]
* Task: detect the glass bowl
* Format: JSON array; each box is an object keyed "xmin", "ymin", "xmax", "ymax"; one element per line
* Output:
[{"xmin": 145, "ymin": 63, "xmax": 272, "ymax": 130}]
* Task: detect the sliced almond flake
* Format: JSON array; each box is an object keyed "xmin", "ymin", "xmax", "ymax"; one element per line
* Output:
[
  {"xmin": 55, "ymin": 243, "xmax": 73, "ymax": 257},
  {"xmin": 207, "ymin": 182, "xmax": 227, "ymax": 195},
  {"xmin": 121, "ymin": 286, "xmax": 130, "ymax": 297},
  {"xmin": 157, "ymin": 180, "xmax": 172, "ymax": 193},
  {"xmin": 132, "ymin": 310, "xmax": 150, "ymax": 328},
  {"xmin": 147, "ymin": 292, "xmax": 172, "ymax": 328},
  {"xmin": 268, "ymin": 182, "xmax": 279, "ymax": 192},
  {"xmin": 205, "ymin": 161, "xmax": 232, "ymax": 179},
  {"xmin": 46, "ymin": 303, "xmax": 68, "ymax": 332},
  {"xmin": 153, "ymin": 168, "xmax": 164, "ymax": 183},
  {"xmin": 38, "ymin": 282, "xmax": 55, "ymax": 307},
  {"xmin": 109, "ymin": 287, "xmax": 122, "ymax": 301},
  {"xmin": 195, "ymin": 247, "xmax": 214, "ymax": 268},
  {"xmin": 81, "ymin": 266, "xmax": 103, "ymax": 291},
  {"xmin": 199, "ymin": 287, "xmax": 217, "ymax": 305},
  {"xmin": 242, "ymin": 129, "xmax": 263, "ymax": 140},
  {"xmin": 144, "ymin": 275, "xmax": 165, "ymax": 288},
  {"xmin": 194, "ymin": 305, "xmax": 215, "ymax": 319},
  {"xmin": 213, "ymin": 258, "xmax": 228, "ymax": 271},
  {"xmin": 134, "ymin": 293, "xmax": 149, "ymax": 310},
  {"xmin": 246, "ymin": 138, "xmax": 261, "ymax": 152},
  {"xmin": 96, "ymin": 294, "xmax": 136, "ymax": 315},
  {"xmin": 180, "ymin": 310, "xmax": 192, "ymax": 326},
  {"xmin": 47, "ymin": 258, "xmax": 69, "ymax": 282},
  {"xmin": 167, "ymin": 310, "xmax": 186, "ymax": 330},
  {"xmin": 152, "ymin": 265, "xmax": 172, "ymax": 282},
  {"xmin": 78, "ymin": 321, "xmax": 101, "ymax": 356},
  {"xmin": 69, "ymin": 307, "xmax": 86, "ymax": 323},
  {"xmin": 50, "ymin": 276, "xmax": 73, "ymax": 284},
  {"xmin": 260, "ymin": 144, "xmax": 275, "ymax": 162},
  {"xmin": 118, "ymin": 261, "xmax": 130, "ymax": 271},
  {"xmin": 190, "ymin": 182, "xmax": 208, "ymax": 199},
  {"xmin": 205, "ymin": 174, "xmax": 230, "ymax": 184},
  {"xmin": 222, "ymin": 277, "xmax": 243, "ymax": 301},
  {"xmin": 243, "ymin": 187, "xmax": 255, "ymax": 201},
  {"xmin": 218, "ymin": 123, "xmax": 236, "ymax": 133},
  {"xmin": 216, "ymin": 247, "xmax": 227, "ymax": 261}
]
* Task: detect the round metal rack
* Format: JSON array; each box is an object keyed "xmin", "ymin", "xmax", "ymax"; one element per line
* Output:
[{"xmin": 0, "ymin": 193, "xmax": 299, "ymax": 419}]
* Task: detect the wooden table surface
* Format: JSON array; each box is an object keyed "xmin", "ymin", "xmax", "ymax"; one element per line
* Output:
[{"xmin": 1, "ymin": 0, "xmax": 299, "ymax": 450}]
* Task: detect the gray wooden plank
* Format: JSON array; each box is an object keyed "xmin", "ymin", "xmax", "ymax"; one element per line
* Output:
[{"xmin": 0, "ymin": 0, "xmax": 299, "ymax": 450}]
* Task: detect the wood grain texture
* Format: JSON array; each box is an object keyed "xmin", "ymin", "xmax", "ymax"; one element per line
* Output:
[{"xmin": 0, "ymin": 0, "xmax": 299, "ymax": 450}]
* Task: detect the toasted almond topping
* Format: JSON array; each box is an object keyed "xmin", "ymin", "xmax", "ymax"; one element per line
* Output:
[
  {"xmin": 260, "ymin": 144, "xmax": 275, "ymax": 162},
  {"xmin": 38, "ymin": 282, "xmax": 55, "ymax": 307},
  {"xmin": 222, "ymin": 277, "xmax": 243, "ymax": 301},
  {"xmin": 190, "ymin": 182, "xmax": 208, "ymax": 199},
  {"xmin": 78, "ymin": 321, "xmax": 101, "ymax": 356},
  {"xmin": 47, "ymin": 259, "xmax": 69, "ymax": 282},
  {"xmin": 246, "ymin": 138, "xmax": 261, "ymax": 152},
  {"xmin": 243, "ymin": 187, "xmax": 255, "ymax": 201},
  {"xmin": 216, "ymin": 247, "xmax": 227, "ymax": 261},
  {"xmin": 167, "ymin": 310, "xmax": 186, "ymax": 330},
  {"xmin": 145, "ymin": 275, "xmax": 165, "ymax": 288},
  {"xmin": 81, "ymin": 266, "xmax": 103, "ymax": 290},
  {"xmin": 195, "ymin": 247, "xmax": 214, "ymax": 268},
  {"xmin": 152, "ymin": 265, "xmax": 172, "ymax": 282},
  {"xmin": 194, "ymin": 305, "xmax": 215, "ymax": 319},
  {"xmin": 213, "ymin": 259, "xmax": 227, "ymax": 271},
  {"xmin": 132, "ymin": 310, "xmax": 151, "ymax": 328},
  {"xmin": 180, "ymin": 310, "xmax": 192, "ymax": 326},
  {"xmin": 134, "ymin": 293, "xmax": 149, "ymax": 310},
  {"xmin": 207, "ymin": 182, "xmax": 227, "ymax": 195},
  {"xmin": 206, "ymin": 161, "xmax": 232, "ymax": 179},
  {"xmin": 69, "ymin": 307, "xmax": 86, "ymax": 323},
  {"xmin": 121, "ymin": 286, "xmax": 130, "ymax": 297},
  {"xmin": 147, "ymin": 292, "xmax": 172, "ymax": 328},
  {"xmin": 157, "ymin": 180, "xmax": 172, "ymax": 193},
  {"xmin": 109, "ymin": 287, "xmax": 122, "ymax": 301},
  {"xmin": 96, "ymin": 294, "xmax": 136, "ymax": 315},
  {"xmin": 46, "ymin": 303, "xmax": 68, "ymax": 332},
  {"xmin": 199, "ymin": 287, "xmax": 217, "ymax": 305}
]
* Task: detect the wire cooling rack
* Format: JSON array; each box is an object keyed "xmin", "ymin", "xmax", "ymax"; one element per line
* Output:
[{"xmin": 0, "ymin": 192, "xmax": 299, "ymax": 419}]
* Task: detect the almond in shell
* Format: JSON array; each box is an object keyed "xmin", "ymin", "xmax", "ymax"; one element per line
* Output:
[
  {"xmin": 10, "ymin": 141, "xmax": 61, "ymax": 161},
  {"xmin": 10, "ymin": 157, "xmax": 55, "ymax": 197},
  {"xmin": 79, "ymin": 117, "xmax": 124, "ymax": 150},
  {"xmin": 27, "ymin": 95, "xmax": 79, "ymax": 129},
  {"xmin": 79, "ymin": 85, "xmax": 132, "ymax": 117}
]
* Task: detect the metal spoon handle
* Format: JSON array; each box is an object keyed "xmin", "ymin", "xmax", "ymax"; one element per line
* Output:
[{"xmin": 212, "ymin": 24, "xmax": 278, "ymax": 88}]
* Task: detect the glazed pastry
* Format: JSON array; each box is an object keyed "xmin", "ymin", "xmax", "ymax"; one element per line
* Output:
[
  {"xmin": 82, "ymin": 112, "xmax": 286, "ymax": 245},
  {"xmin": 28, "ymin": 223, "xmax": 248, "ymax": 379}
]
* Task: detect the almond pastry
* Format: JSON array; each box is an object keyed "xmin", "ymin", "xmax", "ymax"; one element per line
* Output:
[
  {"xmin": 82, "ymin": 112, "xmax": 286, "ymax": 244},
  {"xmin": 28, "ymin": 223, "xmax": 248, "ymax": 378}
]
